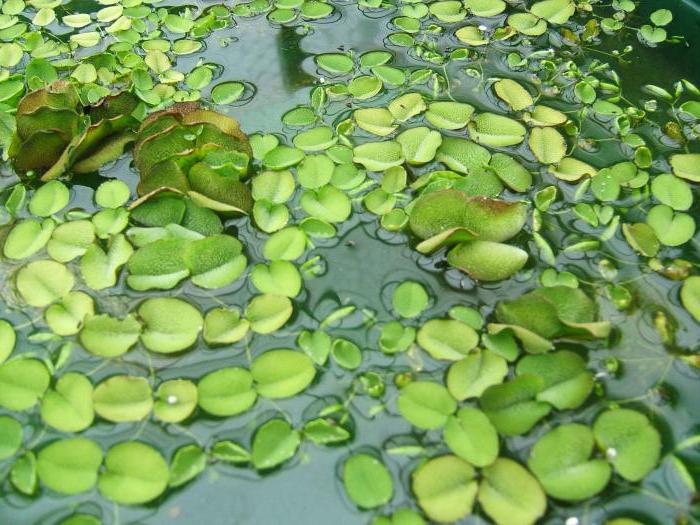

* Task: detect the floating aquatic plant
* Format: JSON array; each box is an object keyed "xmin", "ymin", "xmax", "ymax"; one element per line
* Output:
[
  {"xmin": 9, "ymin": 82, "xmax": 140, "ymax": 180},
  {"xmin": 491, "ymin": 286, "xmax": 612, "ymax": 352},
  {"xmin": 408, "ymin": 189, "xmax": 528, "ymax": 281},
  {"xmin": 133, "ymin": 102, "xmax": 253, "ymax": 214},
  {"xmin": 0, "ymin": 0, "xmax": 698, "ymax": 523}
]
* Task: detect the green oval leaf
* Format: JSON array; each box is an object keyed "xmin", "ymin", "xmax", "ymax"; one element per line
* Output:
[
  {"xmin": 37, "ymin": 438, "xmax": 102, "ymax": 495},
  {"xmin": 397, "ymin": 381, "xmax": 456, "ymax": 429},
  {"xmin": 251, "ymin": 349, "xmax": 315, "ymax": 399},
  {"xmin": 412, "ymin": 455, "xmax": 477, "ymax": 522},
  {"xmin": 343, "ymin": 453, "xmax": 394, "ymax": 509},
  {"xmin": 98, "ymin": 441, "xmax": 169, "ymax": 504}
]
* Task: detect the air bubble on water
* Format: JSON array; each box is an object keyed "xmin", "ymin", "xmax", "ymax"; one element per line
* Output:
[
  {"xmin": 319, "ymin": 76, "xmax": 326, "ymax": 84},
  {"xmin": 565, "ymin": 518, "xmax": 580, "ymax": 525},
  {"xmin": 478, "ymin": 25, "xmax": 487, "ymax": 31}
]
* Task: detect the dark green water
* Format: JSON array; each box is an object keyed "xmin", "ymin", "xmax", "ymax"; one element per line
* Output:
[{"xmin": 1, "ymin": 1, "xmax": 699, "ymax": 525}]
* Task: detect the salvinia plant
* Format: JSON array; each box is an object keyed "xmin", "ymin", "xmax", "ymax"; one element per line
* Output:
[
  {"xmin": 133, "ymin": 102, "xmax": 253, "ymax": 214},
  {"xmin": 9, "ymin": 81, "xmax": 141, "ymax": 181}
]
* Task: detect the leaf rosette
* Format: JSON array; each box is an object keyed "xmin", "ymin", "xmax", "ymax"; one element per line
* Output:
[
  {"xmin": 9, "ymin": 81, "xmax": 140, "ymax": 180},
  {"xmin": 490, "ymin": 286, "xmax": 612, "ymax": 352},
  {"xmin": 408, "ymin": 189, "xmax": 529, "ymax": 281},
  {"xmin": 133, "ymin": 103, "xmax": 253, "ymax": 214}
]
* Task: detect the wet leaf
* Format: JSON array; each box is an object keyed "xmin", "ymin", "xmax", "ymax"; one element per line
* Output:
[
  {"xmin": 408, "ymin": 190, "xmax": 472, "ymax": 240},
  {"xmin": 169, "ymin": 444, "xmax": 206, "ymax": 488},
  {"xmin": 44, "ymin": 291, "xmax": 93, "ymax": 337},
  {"xmin": 252, "ymin": 419, "xmax": 301, "ymax": 470},
  {"xmin": 417, "ymin": 318, "xmax": 478, "ymax": 360},
  {"xmin": 353, "ymin": 141, "xmax": 405, "ymax": 171},
  {"xmin": 354, "ymin": 108, "xmax": 397, "ymax": 136},
  {"xmin": 211, "ymin": 441, "xmax": 250, "ymax": 464},
  {"xmin": 127, "ymin": 239, "xmax": 190, "ymax": 291},
  {"xmin": 456, "ymin": 26, "xmax": 489, "ymax": 46},
  {"xmin": 444, "ymin": 406, "xmax": 499, "ymax": 467},
  {"xmin": 263, "ymin": 227, "xmax": 307, "ymax": 260},
  {"xmin": 651, "ymin": 174, "xmax": 693, "ymax": 211},
  {"xmin": 494, "ymin": 286, "xmax": 610, "ymax": 343},
  {"xmin": 3, "ymin": 219, "xmax": 55, "ymax": 260},
  {"xmin": 203, "ymin": 307, "xmax": 250, "ymax": 345},
  {"xmin": 37, "ymin": 438, "xmax": 102, "ymax": 495},
  {"xmin": 396, "ymin": 127, "xmax": 442, "ymax": 165},
  {"xmin": 79, "ymin": 314, "xmax": 141, "ymax": 358},
  {"xmin": 680, "ymin": 276, "xmax": 700, "ymax": 323},
  {"xmin": 397, "ymin": 381, "xmax": 456, "ymax": 429},
  {"xmin": 515, "ymin": 350, "xmax": 594, "ymax": 409},
  {"xmin": 184, "ymin": 235, "xmax": 247, "ymax": 289},
  {"xmin": 622, "ymin": 222, "xmax": 660, "ymax": 257},
  {"xmin": 154, "ymin": 379, "xmax": 198, "ymax": 423},
  {"xmin": 392, "ymin": 281, "xmax": 429, "ymax": 318},
  {"xmin": 0, "ymin": 359, "xmax": 50, "ymax": 411},
  {"xmin": 388, "ymin": 92, "xmax": 426, "ymax": 121},
  {"xmin": 11, "ymin": 452, "xmax": 37, "ymax": 495},
  {"xmin": 252, "ymin": 349, "xmax": 315, "ymax": 399},
  {"xmin": 528, "ymin": 127, "xmax": 567, "ymax": 164},
  {"xmin": 81, "ymin": 234, "xmax": 133, "ymax": 290},
  {"xmin": 480, "ymin": 375, "xmax": 551, "ymax": 435},
  {"xmin": 16, "ymin": 260, "xmax": 74, "ymax": 307},
  {"xmin": 298, "ymin": 330, "xmax": 332, "ymax": 365},
  {"xmin": 647, "ymin": 204, "xmax": 695, "ymax": 246},
  {"xmin": 245, "ymin": 294, "xmax": 293, "ymax": 334},
  {"xmin": 528, "ymin": 424, "xmax": 611, "ymax": 501},
  {"xmin": 139, "ymin": 297, "xmax": 203, "ymax": 353},
  {"xmin": 448, "ymin": 241, "xmax": 528, "ymax": 281},
  {"xmin": 412, "ymin": 455, "xmax": 477, "ymax": 522},
  {"xmin": 446, "ymin": 350, "xmax": 508, "ymax": 401},
  {"xmin": 343, "ymin": 453, "xmax": 394, "ymax": 508},
  {"xmin": 251, "ymin": 261, "xmax": 302, "ymax": 298},
  {"xmin": 211, "ymin": 82, "xmax": 246, "ymax": 104},
  {"xmin": 264, "ymin": 145, "xmax": 305, "ymax": 169},
  {"xmin": 47, "ymin": 220, "xmax": 95, "ymax": 263},
  {"xmin": 95, "ymin": 180, "xmax": 130, "ymax": 208},
  {"xmin": 489, "ymin": 154, "xmax": 533, "ymax": 192},
  {"xmin": 425, "ymin": 101, "xmax": 474, "ymax": 130},
  {"xmin": 466, "ymin": 0, "xmax": 506, "ymax": 16},
  {"xmin": 197, "ymin": 367, "xmax": 257, "ymax": 417},
  {"xmin": 29, "ymin": 181, "xmax": 70, "ymax": 217},
  {"xmin": 252, "ymin": 170, "xmax": 295, "ymax": 203},
  {"xmin": 468, "ymin": 113, "xmax": 526, "ymax": 147},
  {"xmin": 593, "ymin": 409, "xmax": 661, "ymax": 482},
  {"xmin": 92, "ymin": 208, "xmax": 130, "ymax": 239},
  {"xmin": 670, "ymin": 153, "xmax": 700, "ymax": 182},
  {"xmin": 494, "ymin": 79, "xmax": 533, "ymax": 111},
  {"xmin": 40, "ymin": 372, "xmax": 94, "ymax": 432},
  {"xmin": 293, "ymin": 126, "xmax": 337, "ymax": 151},
  {"xmin": 0, "ymin": 415, "xmax": 22, "ymax": 460},
  {"xmin": 98, "ymin": 441, "xmax": 169, "ymax": 504},
  {"xmin": 0, "ymin": 320, "xmax": 15, "ymax": 364},
  {"xmin": 331, "ymin": 338, "xmax": 363, "ymax": 369},
  {"xmin": 435, "ymin": 138, "xmax": 490, "ymax": 175},
  {"xmin": 93, "ymin": 375, "xmax": 153, "ymax": 422},
  {"xmin": 298, "ymin": 407, "xmax": 349, "ymax": 440},
  {"xmin": 315, "ymin": 53, "xmax": 354, "ymax": 74},
  {"xmin": 301, "ymin": 185, "xmax": 352, "ymax": 223},
  {"xmin": 549, "ymin": 157, "xmax": 597, "ymax": 182},
  {"xmin": 478, "ymin": 458, "xmax": 546, "ymax": 525},
  {"xmin": 530, "ymin": 0, "xmax": 575, "ymax": 23}
]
